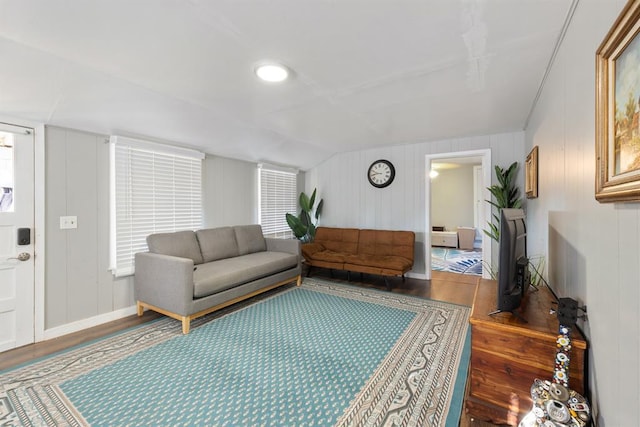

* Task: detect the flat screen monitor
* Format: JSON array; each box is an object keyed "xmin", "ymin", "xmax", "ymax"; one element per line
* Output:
[{"xmin": 496, "ymin": 208, "xmax": 530, "ymax": 313}]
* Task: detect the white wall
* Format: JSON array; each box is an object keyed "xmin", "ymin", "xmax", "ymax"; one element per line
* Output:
[
  {"xmin": 305, "ymin": 131, "xmax": 524, "ymax": 275},
  {"xmin": 431, "ymin": 165, "xmax": 476, "ymax": 231},
  {"xmin": 525, "ymin": 0, "xmax": 637, "ymax": 424}
]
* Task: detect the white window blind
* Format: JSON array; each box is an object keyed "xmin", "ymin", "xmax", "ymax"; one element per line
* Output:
[
  {"xmin": 258, "ymin": 165, "xmax": 297, "ymax": 239},
  {"xmin": 110, "ymin": 136, "xmax": 204, "ymax": 277}
]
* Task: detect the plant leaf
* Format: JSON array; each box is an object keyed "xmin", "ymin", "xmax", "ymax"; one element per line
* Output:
[
  {"xmin": 286, "ymin": 213, "xmax": 307, "ymax": 238},
  {"xmin": 300, "ymin": 210, "xmax": 311, "ymax": 227},
  {"xmin": 309, "ymin": 189, "xmax": 316, "ymax": 210},
  {"xmin": 315, "ymin": 199, "xmax": 324, "ymax": 221},
  {"xmin": 299, "ymin": 192, "xmax": 311, "ymax": 212}
]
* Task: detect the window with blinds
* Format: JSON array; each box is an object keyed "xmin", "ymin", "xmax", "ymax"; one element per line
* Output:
[
  {"xmin": 258, "ymin": 165, "xmax": 297, "ymax": 239},
  {"xmin": 109, "ymin": 136, "xmax": 204, "ymax": 277}
]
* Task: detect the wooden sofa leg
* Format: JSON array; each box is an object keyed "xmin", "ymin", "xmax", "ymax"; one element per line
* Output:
[
  {"xmin": 182, "ymin": 317, "xmax": 191, "ymax": 334},
  {"xmin": 136, "ymin": 301, "xmax": 144, "ymax": 317},
  {"xmin": 296, "ymin": 274, "xmax": 302, "ymax": 286},
  {"xmin": 384, "ymin": 276, "xmax": 391, "ymax": 291},
  {"xmin": 306, "ymin": 265, "xmax": 313, "ymax": 277}
]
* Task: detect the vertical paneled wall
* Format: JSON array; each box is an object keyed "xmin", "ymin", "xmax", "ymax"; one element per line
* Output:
[
  {"xmin": 525, "ymin": 0, "xmax": 637, "ymax": 424},
  {"xmin": 305, "ymin": 131, "xmax": 525, "ymax": 275},
  {"xmin": 45, "ymin": 126, "xmax": 133, "ymax": 329}
]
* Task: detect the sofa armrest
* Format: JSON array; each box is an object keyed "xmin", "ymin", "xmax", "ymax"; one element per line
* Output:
[
  {"xmin": 265, "ymin": 238, "xmax": 300, "ymax": 255},
  {"xmin": 301, "ymin": 242, "xmax": 324, "ymax": 260},
  {"xmin": 266, "ymin": 238, "xmax": 301, "ymax": 268},
  {"xmin": 134, "ymin": 252, "xmax": 194, "ymax": 316}
]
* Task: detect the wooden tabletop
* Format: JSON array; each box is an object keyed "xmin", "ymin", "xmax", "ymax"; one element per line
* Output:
[{"xmin": 470, "ymin": 278, "xmax": 586, "ymax": 348}]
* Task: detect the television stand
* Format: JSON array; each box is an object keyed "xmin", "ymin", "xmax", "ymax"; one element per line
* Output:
[
  {"xmin": 487, "ymin": 308, "xmax": 528, "ymax": 323},
  {"xmin": 466, "ymin": 278, "xmax": 586, "ymax": 425}
]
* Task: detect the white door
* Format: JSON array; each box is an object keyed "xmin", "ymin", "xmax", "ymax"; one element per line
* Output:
[{"xmin": 0, "ymin": 123, "xmax": 35, "ymax": 352}]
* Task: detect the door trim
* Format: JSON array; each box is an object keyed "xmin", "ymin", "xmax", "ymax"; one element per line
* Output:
[
  {"xmin": 424, "ymin": 149, "xmax": 492, "ymax": 280},
  {"xmin": 1, "ymin": 116, "xmax": 46, "ymax": 343}
]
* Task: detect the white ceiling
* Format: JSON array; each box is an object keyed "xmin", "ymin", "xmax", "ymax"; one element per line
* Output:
[{"xmin": 0, "ymin": 0, "xmax": 574, "ymax": 170}]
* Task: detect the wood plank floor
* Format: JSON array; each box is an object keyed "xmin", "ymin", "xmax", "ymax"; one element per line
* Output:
[{"xmin": 0, "ymin": 269, "xmax": 504, "ymax": 426}]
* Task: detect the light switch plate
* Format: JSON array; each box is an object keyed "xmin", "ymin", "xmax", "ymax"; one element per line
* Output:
[{"xmin": 60, "ymin": 216, "xmax": 78, "ymax": 229}]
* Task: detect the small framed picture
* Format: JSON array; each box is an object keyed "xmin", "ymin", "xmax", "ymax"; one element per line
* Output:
[{"xmin": 525, "ymin": 146, "xmax": 538, "ymax": 199}]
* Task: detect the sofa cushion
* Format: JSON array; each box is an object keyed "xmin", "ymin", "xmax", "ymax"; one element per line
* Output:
[
  {"xmin": 308, "ymin": 250, "xmax": 347, "ymax": 264},
  {"xmin": 234, "ymin": 224, "xmax": 266, "ymax": 255},
  {"xmin": 344, "ymin": 253, "xmax": 412, "ymax": 272},
  {"xmin": 196, "ymin": 227, "xmax": 239, "ymax": 263},
  {"xmin": 193, "ymin": 251, "xmax": 298, "ymax": 298},
  {"xmin": 147, "ymin": 230, "xmax": 204, "ymax": 265},
  {"xmin": 357, "ymin": 229, "xmax": 415, "ymax": 261},
  {"xmin": 314, "ymin": 227, "xmax": 360, "ymax": 254}
]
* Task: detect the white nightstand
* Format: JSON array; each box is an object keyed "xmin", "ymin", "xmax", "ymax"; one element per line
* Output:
[{"xmin": 431, "ymin": 231, "xmax": 458, "ymax": 248}]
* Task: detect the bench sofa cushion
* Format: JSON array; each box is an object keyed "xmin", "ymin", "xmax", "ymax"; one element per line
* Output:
[
  {"xmin": 147, "ymin": 230, "xmax": 204, "ymax": 265},
  {"xmin": 344, "ymin": 254, "xmax": 413, "ymax": 272},
  {"xmin": 357, "ymin": 229, "xmax": 415, "ymax": 260},
  {"xmin": 306, "ymin": 249, "xmax": 347, "ymax": 264},
  {"xmin": 193, "ymin": 251, "xmax": 297, "ymax": 298},
  {"xmin": 234, "ymin": 224, "xmax": 266, "ymax": 255},
  {"xmin": 196, "ymin": 227, "xmax": 239, "ymax": 262},
  {"xmin": 314, "ymin": 227, "xmax": 360, "ymax": 254}
]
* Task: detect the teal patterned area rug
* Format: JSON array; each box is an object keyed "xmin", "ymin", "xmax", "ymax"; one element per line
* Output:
[{"xmin": 0, "ymin": 278, "xmax": 470, "ymax": 427}]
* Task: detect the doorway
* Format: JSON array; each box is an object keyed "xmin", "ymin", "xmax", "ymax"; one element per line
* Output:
[
  {"xmin": 0, "ymin": 123, "xmax": 35, "ymax": 351},
  {"xmin": 425, "ymin": 149, "xmax": 492, "ymax": 280}
]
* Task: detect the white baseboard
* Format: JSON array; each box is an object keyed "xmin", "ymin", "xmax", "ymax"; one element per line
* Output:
[
  {"xmin": 406, "ymin": 271, "xmax": 427, "ymax": 280},
  {"xmin": 42, "ymin": 305, "xmax": 138, "ymax": 341}
]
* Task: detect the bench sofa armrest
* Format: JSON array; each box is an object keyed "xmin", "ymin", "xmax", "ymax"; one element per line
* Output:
[
  {"xmin": 301, "ymin": 242, "xmax": 324, "ymax": 260},
  {"xmin": 134, "ymin": 252, "xmax": 194, "ymax": 315}
]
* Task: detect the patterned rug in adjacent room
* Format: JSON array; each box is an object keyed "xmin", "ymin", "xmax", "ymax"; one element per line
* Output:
[
  {"xmin": 0, "ymin": 278, "xmax": 470, "ymax": 427},
  {"xmin": 432, "ymin": 247, "xmax": 483, "ymax": 275}
]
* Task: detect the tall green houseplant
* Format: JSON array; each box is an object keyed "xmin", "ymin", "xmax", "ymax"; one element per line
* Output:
[
  {"xmin": 484, "ymin": 162, "xmax": 522, "ymax": 242},
  {"xmin": 286, "ymin": 188, "xmax": 324, "ymax": 243}
]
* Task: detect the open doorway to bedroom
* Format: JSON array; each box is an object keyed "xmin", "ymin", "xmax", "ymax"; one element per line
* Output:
[{"xmin": 425, "ymin": 149, "xmax": 492, "ymax": 280}]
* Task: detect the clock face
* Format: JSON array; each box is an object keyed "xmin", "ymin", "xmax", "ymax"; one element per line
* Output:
[{"xmin": 367, "ymin": 159, "xmax": 395, "ymax": 188}]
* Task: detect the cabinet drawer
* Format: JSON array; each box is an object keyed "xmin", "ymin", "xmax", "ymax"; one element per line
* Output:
[
  {"xmin": 472, "ymin": 325, "xmax": 555, "ymax": 366},
  {"xmin": 469, "ymin": 349, "xmax": 545, "ymax": 409},
  {"xmin": 431, "ymin": 231, "xmax": 457, "ymax": 247},
  {"xmin": 471, "ymin": 325, "xmax": 585, "ymax": 393}
]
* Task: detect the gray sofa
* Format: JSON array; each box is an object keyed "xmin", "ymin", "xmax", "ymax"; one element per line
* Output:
[{"xmin": 134, "ymin": 224, "xmax": 301, "ymax": 334}]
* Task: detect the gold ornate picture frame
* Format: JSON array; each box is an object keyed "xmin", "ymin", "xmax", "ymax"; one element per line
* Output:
[
  {"xmin": 525, "ymin": 146, "xmax": 538, "ymax": 199},
  {"xmin": 596, "ymin": 0, "xmax": 640, "ymax": 202}
]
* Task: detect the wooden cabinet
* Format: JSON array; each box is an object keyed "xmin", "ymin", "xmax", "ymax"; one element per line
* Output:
[
  {"xmin": 466, "ymin": 278, "xmax": 587, "ymax": 425},
  {"xmin": 432, "ymin": 231, "xmax": 458, "ymax": 247}
]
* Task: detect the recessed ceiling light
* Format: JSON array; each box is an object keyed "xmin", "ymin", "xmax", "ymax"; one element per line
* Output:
[{"xmin": 255, "ymin": 63, "xmax": 289, "ymax": 83}]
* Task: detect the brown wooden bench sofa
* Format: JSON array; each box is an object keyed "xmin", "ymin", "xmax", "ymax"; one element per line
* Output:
[{"xmin": 301, "ymin": 227, "xmax": 415, "ymax": 290}]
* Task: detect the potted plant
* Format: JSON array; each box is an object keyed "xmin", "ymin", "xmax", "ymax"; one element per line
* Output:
[
  {"xmin": 482, "ymin": 161, "xmax": 522, "ymax": 279},
  {"xmin": 286, "ymin": 188, "xmax": 323, "ymax": 243},
  {"xmin": 484, "ymin": 161, "xmax": 522, "ymax": 242}
]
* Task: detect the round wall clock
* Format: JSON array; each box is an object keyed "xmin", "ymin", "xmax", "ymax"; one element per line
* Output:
[{"xmin": 367, "ymin": 159, "xmax": 395, "ymax": 188}]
